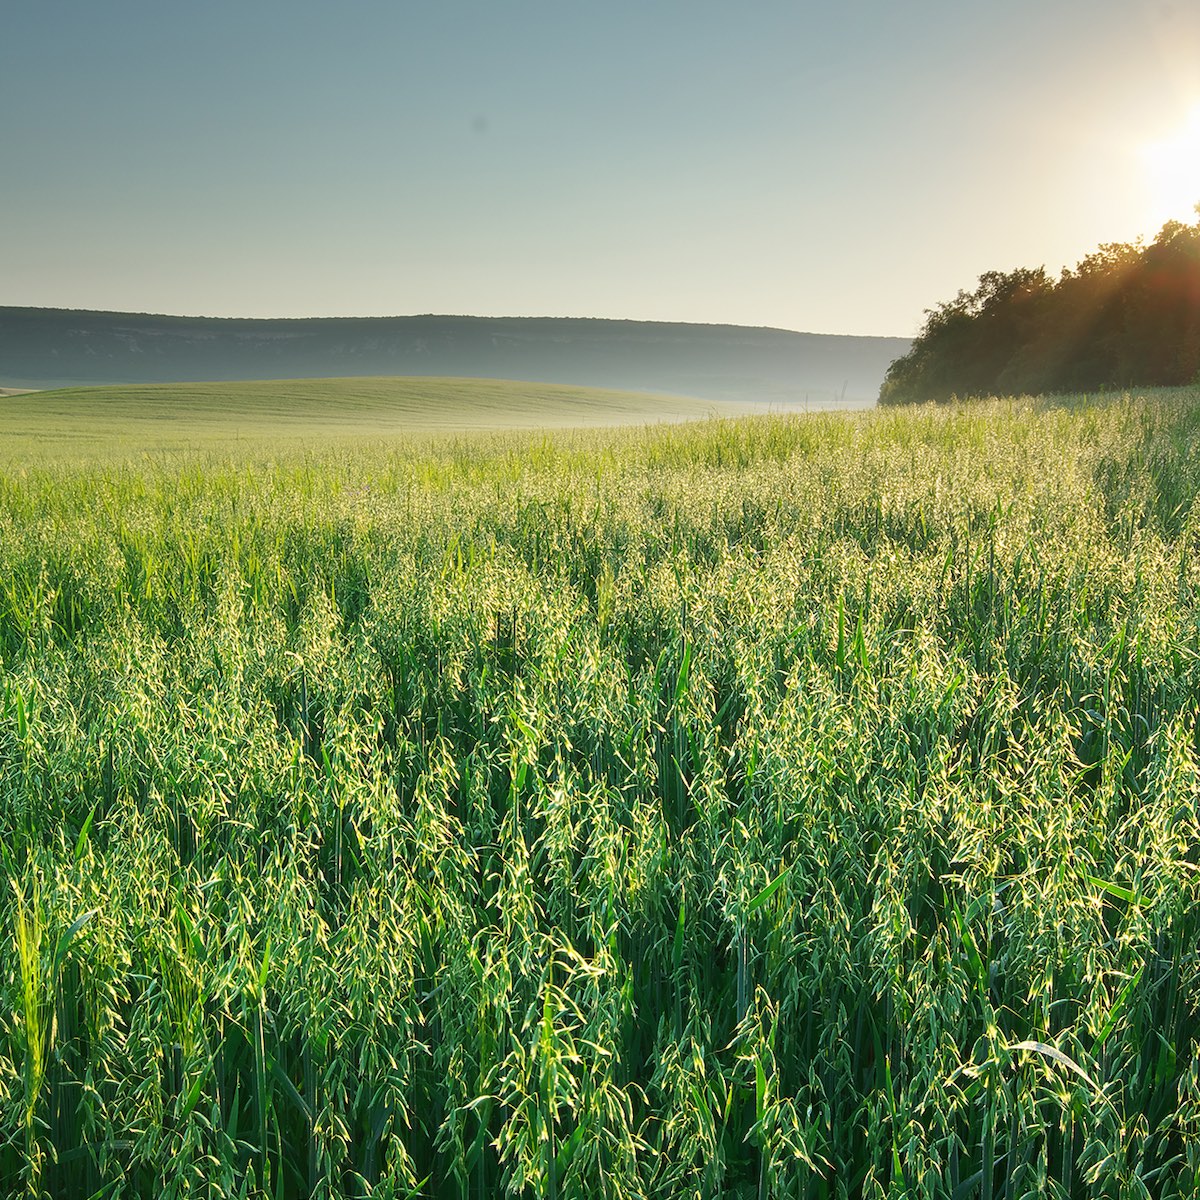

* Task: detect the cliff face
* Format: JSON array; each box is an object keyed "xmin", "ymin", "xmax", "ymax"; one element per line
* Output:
[{"xmin": 0, "ymin": 308, "xmax": 909, "ymax": 406}]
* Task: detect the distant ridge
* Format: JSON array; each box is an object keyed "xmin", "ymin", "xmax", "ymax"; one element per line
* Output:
[{"xmin": 0, "ymin": 308, "xmax": 909, "ymax": 407}]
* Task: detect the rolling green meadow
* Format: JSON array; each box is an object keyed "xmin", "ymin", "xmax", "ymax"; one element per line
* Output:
[
  {"xmin": 2, "ymin": 379, "xmax": 1200, "ymax": 1199},
  {"xmin": 0, "ymin": 377, "xmax": 743, "ymax": 455}
]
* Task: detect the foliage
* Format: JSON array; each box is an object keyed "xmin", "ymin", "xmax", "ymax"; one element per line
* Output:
[
  {"xmin": 1, "ymin": 390, "xmax": 1200, "ymax": 1197},
  {"xmin": 880, "ymin": 211, "xmax": 1200, "ymax": 404}
]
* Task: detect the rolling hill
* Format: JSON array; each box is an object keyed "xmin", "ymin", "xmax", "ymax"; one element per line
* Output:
[
  {"xmin": 0, "ymin": 308, "xmax": 908, "ymax": 407},
  {"xmin": 0, "ymin": 376, "xmax": 745, "ymax": 454}
]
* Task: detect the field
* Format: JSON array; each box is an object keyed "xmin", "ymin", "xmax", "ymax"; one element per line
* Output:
[
  {"xmin": 0, "ymin": 377, "xmax": 746, "ymax": 456},
  {"xmin": 2, "ymin": 383, "xmax": 1200, "ymax": 1199}
]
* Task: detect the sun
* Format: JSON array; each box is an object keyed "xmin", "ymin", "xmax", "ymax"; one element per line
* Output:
[{"xmin": 1142, "ymin": 103, "xmax": 1200, "ymax": 230}]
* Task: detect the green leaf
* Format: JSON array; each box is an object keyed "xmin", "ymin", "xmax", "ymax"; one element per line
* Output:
[
  {"xmin": 1094, "ymin": 965, "xmax": 1144, "ymax": 1050},
  {"xmin": 1086, "ymin": 874, "xmax": 1143, "ymax": 906},
  {"xmin": 951, "ymin": 903, "xmax": 989, "ymax": 1001},
  {"xmin": 53, "ymin": 909, "xmax": 97, "ymax": 973},
  {"xmin": 674, "ymin": 641, "xmax": 692, "ymax": 704},
  {"xmin": 835, "ymin": 596, "xmax": 846, "ymax": 669},
  {"xmin": 269, "ymin": 1058, "xmax": 312, "ymax": 1125},
  {"xmin": 180, "ymin": 1055, "xmax": 216, "ymax": 1121},
  {"xmin": 747, "ymin": 865, "xmax": 790, "ymax": 914},
  {"xmin": 73, "ymin": 803, "xmax": 98, "ymax": 864},
  {"xmin": 258, "ymin": 935, "xmax": 272, "ymax": 991}
]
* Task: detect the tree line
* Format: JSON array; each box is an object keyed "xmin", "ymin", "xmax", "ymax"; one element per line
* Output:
[{"xmin": 880, "ymin": 208, "xmax": 1200, "ymax": 404}]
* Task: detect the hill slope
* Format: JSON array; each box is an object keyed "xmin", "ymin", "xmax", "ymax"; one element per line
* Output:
[
  {"xmin": 0, "ymin": 376, "xmax": 745, "ymax": 454},
  {"xmin": 0, "ymin": 308, "xmax": 908, "ymax": 406}
]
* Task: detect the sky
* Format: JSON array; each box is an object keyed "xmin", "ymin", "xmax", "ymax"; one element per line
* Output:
[{"xmin": 3, "ymin": 1, "xmax": 1200, "ymax": 337}]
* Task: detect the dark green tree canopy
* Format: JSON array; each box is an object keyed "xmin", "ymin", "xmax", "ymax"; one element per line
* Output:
[{"xmin": 880, "ymin": 209, "xmax": 1200, "ymax": 404}]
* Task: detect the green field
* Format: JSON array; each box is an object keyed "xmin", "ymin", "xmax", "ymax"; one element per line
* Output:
[
  {"xmin": 2, "ymin": 386, "xmax": 1200, "ymax": 1198},
  {"xmin": 0, "ymin": 376, "xmax": 745, "ymax": 455}
]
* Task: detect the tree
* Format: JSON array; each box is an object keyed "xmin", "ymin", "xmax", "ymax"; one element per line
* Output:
[{"xmin": 878, "ymin": 211, "xmax": 1200, "ymax": 404}]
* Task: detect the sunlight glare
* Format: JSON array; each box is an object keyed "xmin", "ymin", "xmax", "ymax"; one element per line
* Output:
[{"xmin": 1142, "ymin": 103, "xmax": 1200, "ymax": 230}]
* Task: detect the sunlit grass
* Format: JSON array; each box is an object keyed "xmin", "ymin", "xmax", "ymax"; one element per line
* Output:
[{"xmin": 1, "ymin": 387, "xmax": 1199, "ymax": 1197}]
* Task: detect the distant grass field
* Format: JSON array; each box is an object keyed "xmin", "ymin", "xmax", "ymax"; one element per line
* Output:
[
  {"xmin": 2, "ymin": 387, "xmax": 1200, "ymax": 1198},
  {"xmin": 0, "ymin": 376, "xmax": 742, "ymax": 456}
]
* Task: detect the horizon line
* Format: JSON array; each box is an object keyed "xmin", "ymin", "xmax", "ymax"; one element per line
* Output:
[{"xmin": 0, "ymin": 303, "xmax": 910, "ymax": 341}]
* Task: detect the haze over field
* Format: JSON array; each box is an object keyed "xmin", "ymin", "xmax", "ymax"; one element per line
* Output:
[{"xmin": 4, "ymin": 2, "xmax": 1199, "ymax": 340}]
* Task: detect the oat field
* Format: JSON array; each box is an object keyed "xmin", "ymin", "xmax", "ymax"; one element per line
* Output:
[{"xmin": 2, "ymin": 388, "xmax": 1200, "ymax": 1198}]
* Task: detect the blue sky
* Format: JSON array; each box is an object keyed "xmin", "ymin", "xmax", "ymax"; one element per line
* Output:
[{"xmin": 3, "ymin": 0, "xmax": 1200, "ymax": 335}]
